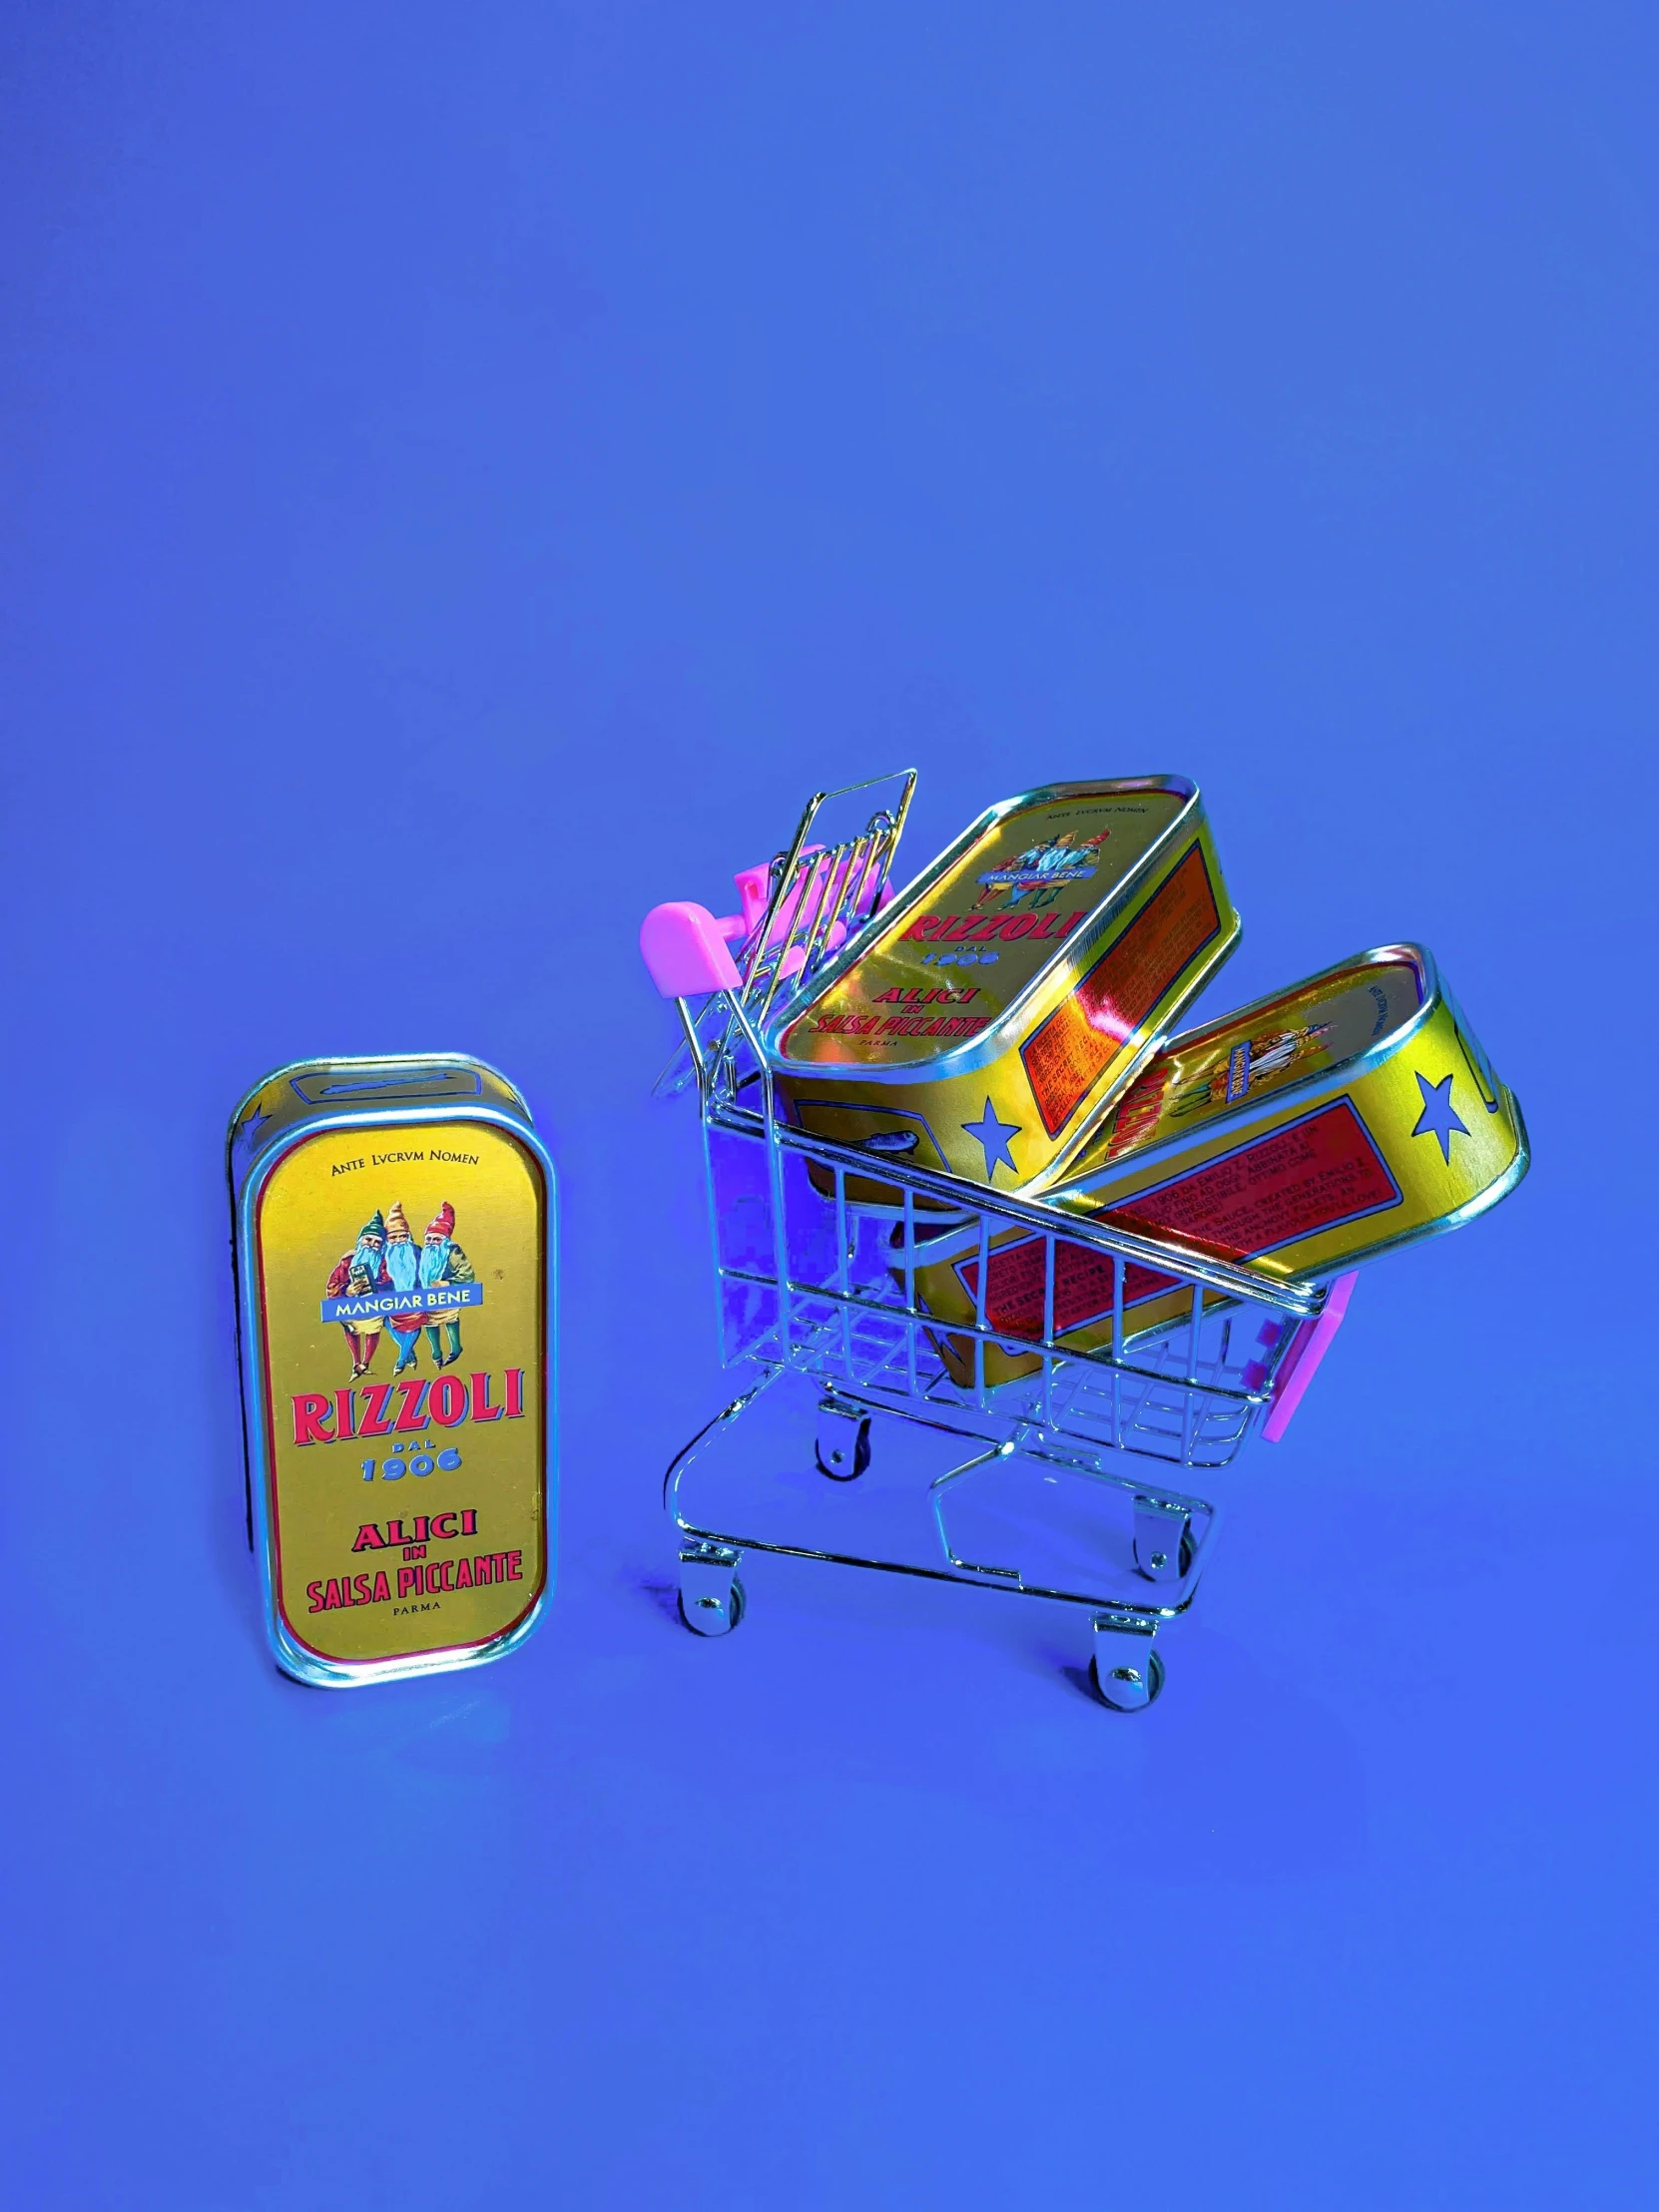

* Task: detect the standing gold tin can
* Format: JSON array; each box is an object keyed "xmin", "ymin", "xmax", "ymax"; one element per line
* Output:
[
  {"xmin": 905, "ymin": 943, "xmax": 1527, "ymax": 1383},
  {"xmin": 229, "ymin": 1055, "xmax": 557, "ymax": 1688},
  {"xmin": 767, "ymin": 777, "xmax": 1241, "ymax": 1198}
]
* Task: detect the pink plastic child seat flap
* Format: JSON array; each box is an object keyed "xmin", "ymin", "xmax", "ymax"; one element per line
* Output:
[{"xmin": 731, "ymin": 847, "xmax": 893, "ymax": 952}]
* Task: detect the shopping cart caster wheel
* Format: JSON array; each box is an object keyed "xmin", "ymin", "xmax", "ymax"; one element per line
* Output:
[
  {"xmin": 677, "ymin": 1543, "xmax": 746, "ymax": 1636},
  {"xmin": 1089, "ymin": 1607, "xmax": 1165, "ymax": 1711},
  {"xmin": 1133, "ymin": 1496, "xmax": 1194, "ymax": 1586},
  {"xmin": 678, "ymin": 1578, "xmax": 746, "ymax": 1636},
  {"xmin": 1089, "ymin": 1649, "xmax": 1164, "ymax": 1711},
  {"xmin": 816, "ymin": 1396, "xmax": 871, "ymax": 1481}
]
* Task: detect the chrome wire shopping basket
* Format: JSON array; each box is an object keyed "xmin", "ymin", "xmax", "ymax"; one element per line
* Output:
[{"xmin": 640, "ymin": 773, "xmax": 1357, "ymax": 1709}]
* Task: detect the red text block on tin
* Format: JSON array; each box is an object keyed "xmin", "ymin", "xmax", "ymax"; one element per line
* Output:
[
  {"xmin": 1020, "ymin": 845, "xmax": 1221, "ymax": 1138},
  {"xmin": 1101, "ymin": 1099, "xmax": 1402, "ymax": 1263}
]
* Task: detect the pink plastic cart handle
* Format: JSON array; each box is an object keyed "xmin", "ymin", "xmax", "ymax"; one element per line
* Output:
[
  {"xmin": 1261, "ymin": 1271, "xmax": 1359, "ymax": 1443},
  {"xmin": 639, "ymin": 902, "xmax": 743, "ymax": 998},
  {"xmin": 732, "ymin": 861, "xmax": 775, "ymax": 935}
]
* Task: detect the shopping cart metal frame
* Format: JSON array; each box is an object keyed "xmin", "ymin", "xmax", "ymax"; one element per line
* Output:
[{"xmin": 642, "ymin": 773, "xmax": 1356, "ymax": 1709}]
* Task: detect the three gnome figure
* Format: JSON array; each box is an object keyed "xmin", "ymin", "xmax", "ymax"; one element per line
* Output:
[{"xmin": 324, "ymin": 1200, "xmax": 477, "ymax": 1381}]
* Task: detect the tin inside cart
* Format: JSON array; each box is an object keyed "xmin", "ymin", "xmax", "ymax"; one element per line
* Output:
[
  {"xmin": 770, "ymin": 775, "xmax": 1240, "ymax": 1197},
  {"xmin": 906, "ymin": 942, "xmax": 1528, "ymax": 1386},
  {"xmin": 639, "ymin": 774, "xmax": 1360, "ymax": 1709}
]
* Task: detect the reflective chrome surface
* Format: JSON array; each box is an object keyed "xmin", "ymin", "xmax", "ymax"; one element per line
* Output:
[
  {"xmin": 650, "ymin": 776, "xmax": 1346, "ymax": 1710},
  {"xmin": 677, "ymin": 1541, "xmax": 744, "ymax": 1637}
]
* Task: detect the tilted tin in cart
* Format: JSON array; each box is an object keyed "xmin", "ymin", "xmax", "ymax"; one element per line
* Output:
[
  {"xmin": 904, "ymin": 943, "xmax": 1527, "ymax": 1385},
  {"xmin": 767, "ymin": 778, "xmax": 1240, "ymax": 1198},
  {"xmin": 229, "ymin": 1055, "xmax": 557, "ymax": 1688}
]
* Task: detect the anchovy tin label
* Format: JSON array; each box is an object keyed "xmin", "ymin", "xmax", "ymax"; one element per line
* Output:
[{"xmin": 230, "ymin": 1057, "xmax": 556, "ymax": 1688}]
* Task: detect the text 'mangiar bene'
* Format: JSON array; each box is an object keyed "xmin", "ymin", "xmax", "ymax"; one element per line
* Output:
[{"xmin": 320, "ymin": 1283, "xmax": 485, "ymax": 1324}]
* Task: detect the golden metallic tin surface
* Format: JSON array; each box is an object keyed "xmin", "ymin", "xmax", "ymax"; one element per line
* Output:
[
  {"xmin": 769, "ymin": 778, "xmax": 1240, "ymax": 1196},
  {"xmin": 229, "ymin": 1056, "xmax": 556, "ymax": 1688},
  {"xmin": 908, "ymin": 944, "xmax": 1527, "ymax": 1384}
]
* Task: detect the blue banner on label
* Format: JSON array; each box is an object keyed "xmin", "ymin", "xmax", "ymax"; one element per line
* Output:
[{"xmin": 320, "ymin": 1284, "xmax": 485, "ymax": 1324}]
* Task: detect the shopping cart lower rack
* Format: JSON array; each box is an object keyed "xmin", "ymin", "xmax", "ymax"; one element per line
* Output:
[{"xmin": 640, "ymin": 773, "xmax": 1356, "ymax": 1709}]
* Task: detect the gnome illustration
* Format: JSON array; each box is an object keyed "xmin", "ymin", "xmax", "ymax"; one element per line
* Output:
[
  {"xmin": 1190, "ymin": 1022, "xmax": 1334, "ymax": 1113},
  {"xmin": 324, "ymin": 1208, "xmax": 388, "ymax": 1380},
  {"xmin": 418, "ymin": 1201, "xmax": 478, "ymax": 1369},
  {"xmin": 382, "ymin": 1200, "xmax": 425, "ymax": 1375}
]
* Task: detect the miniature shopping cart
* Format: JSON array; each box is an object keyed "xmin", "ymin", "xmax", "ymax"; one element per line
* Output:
[{"xmin": 639, "ymin": 771, "xmax": 1356, "ymax": 1708}]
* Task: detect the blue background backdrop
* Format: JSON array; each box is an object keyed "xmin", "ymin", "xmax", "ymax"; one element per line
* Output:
[{"xmin": 2, "ymin": 5, "xmax": 1654, "ymax": 2205}]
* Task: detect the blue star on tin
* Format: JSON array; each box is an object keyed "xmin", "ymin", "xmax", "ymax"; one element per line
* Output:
[
  {"xmin": 962, "ymin": 1098, "xmax": 1020, "ymax": 1179},
  {"xmin": 1410, "ymin": 1071, "xmax": 1469, "ymax": 1164}
]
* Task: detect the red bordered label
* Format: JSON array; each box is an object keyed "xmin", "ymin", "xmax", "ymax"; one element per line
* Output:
[
  {"xmin": 951, "ymin": 1097, "xmax": 1401, "ymax": 1343},
  {"xmin": 1020, "ymin": 846, "xmax": 1222, "ymax": 1138},
  {"xmin": 1102, "ymin": 1098, "xmax": 1402, "ymax": 1262},
  {"xmin": 953, "ymin": 1236, "xmax": 1182, "ymax": 1341}
]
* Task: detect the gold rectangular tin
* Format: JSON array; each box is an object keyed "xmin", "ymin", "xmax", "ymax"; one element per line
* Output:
[
  {"xmin": 229, "ymin": 1055, "xmax": 557, "ymax": 1688},
  {"xmin": 907, "ymin": 943, "xmax": 1527, "ymax": 1384},
  {"xmin": 768, "ymin": 778, "xmax": 1240, "ymax": 1197}
]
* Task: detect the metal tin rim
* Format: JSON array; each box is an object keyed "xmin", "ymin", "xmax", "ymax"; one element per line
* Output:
[
  {"xmin": 1046, "ymin": 941, "xmax": 1445, "ymax": 1194},
  {"xmin": 1014, "ymin": 942, "xmax": 1528, "ymax": 1283},
  {"xmin": 228, "ymin": 1050, "xmax": 532, "ymax": 1165},
  {"xmin": 761, "ymin": 776, "xmax": 1212, "ymax": 1086},
  {"xmin": 232, "ymin": 1092, "xmax": 558, "ymax": 1690}
]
